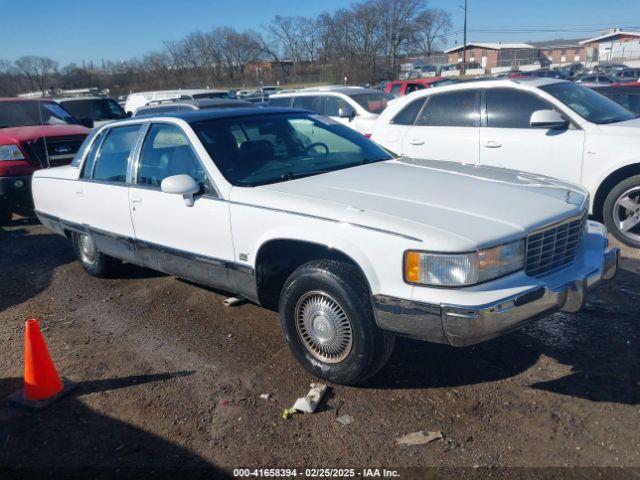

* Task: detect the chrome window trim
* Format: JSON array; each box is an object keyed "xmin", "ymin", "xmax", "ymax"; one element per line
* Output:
[{"xmin": 132, "ymin": 121, "xmax": 221, "ymax": 198}]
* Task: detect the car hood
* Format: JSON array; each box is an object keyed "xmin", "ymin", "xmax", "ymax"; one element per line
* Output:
[
  {"xmin": 239, "ymin": 158, "xmax": 588, "ymax": 251},
  {"xmin": 0, "ymin": 124, "xmax": 90, "ymax": 144},
  {"xmin": 596, "ymin": 116, "xmax": 640, "ymax": 136}
]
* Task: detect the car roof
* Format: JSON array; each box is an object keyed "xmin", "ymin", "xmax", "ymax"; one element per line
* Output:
[
  {"xmin": 127, "ymin": 107, "xmax": 308, "ymax": 124},
  {"xmin": 273, "ymin": 86, "xmax": 382, "ymax": 96},
  {"xmin": 54, "ymin": 96, "xmax": 114, "ymax": 102},
  {"xmin": 141, "ymin": 98, "xmax": 253, "ymax": 109},
  {"xmin": 0, "ymin": 97, "xmax": 57, "ymax": 103}
]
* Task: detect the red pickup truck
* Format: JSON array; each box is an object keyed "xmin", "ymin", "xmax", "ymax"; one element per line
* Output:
[{"xmin": 0, "ymin": 98, "xmax": 91, "ymax": 225}]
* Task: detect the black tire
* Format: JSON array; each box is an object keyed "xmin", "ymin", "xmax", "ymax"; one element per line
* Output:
[
  {"xmin": 603, "ymin": 174, "xmax": 640, "ymax": 248},
  {"xmin": 0, "ymin": 202, "xmax": 12, "ymax": 226},
  {"xmin": 279, "ymin": 259, "xmax": 395, "ymax": 385},
  {"xmin": 71, "ymin": 232, "xmax": 119, "ymax": 278}
]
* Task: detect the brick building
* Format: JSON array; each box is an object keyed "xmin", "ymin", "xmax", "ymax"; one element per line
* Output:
[
  {"xmin": 531, "ymin": 39, "xmax": 586, "ymax": 66},
  {"xmin": 579, "ymin": 30, "xmax": 640, "ymax": 63},
  {"xmin": 445, "ymin": 43, "xmax": 536, "ymax": 70}
]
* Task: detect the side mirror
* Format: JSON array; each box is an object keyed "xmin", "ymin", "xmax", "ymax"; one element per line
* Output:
[
  {"xmin": 338, "ymin": 106, "xmax": 355, "ymax": 120},
  {"xmin": 530, "ymin": 109, "xmax": 569, "ymax": 130},
  {"xmin": 125, "ymin": 111, "xmax": 132, "ymax": 117},
  {"xmin": 160, "ymin": 174, "xmax": 200, "ymax": 207},
  {"xmin": 78, "ymin": 118, "xmax": 94, "ymax": 129}
]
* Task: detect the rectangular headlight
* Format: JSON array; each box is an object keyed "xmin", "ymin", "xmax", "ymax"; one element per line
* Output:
[{"xmin": 404, "ymin": 240, "xmax": 525, "ymax": 287}]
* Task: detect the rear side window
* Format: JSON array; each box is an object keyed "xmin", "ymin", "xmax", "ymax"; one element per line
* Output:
[
  {"xmin": 92, "ymin": 125, "xmax": 142, "ymax": 183},
  {"xmin": 416, "ymin": 90, "xmax": 479, "ymax": 127},
  {"xmin": 486, "ymin": 88, "xmax": 552, "ymax": 128},
  {"xmin": 292, "ymin": 96, "xmax": 322, "ymax": 114},
  {"xmin": 268, "ymin": 97, "xmax": 291, "ymax": 107},
  {"xmin": 80, "ymin": 130, "xmax": 106, "ymax": 178},
  {"xmin": 391, "ymin": 98, "xmax": 426, "ymax": 125},
  {"xmin": 323, "ymin": 96, "xmax": 351, "ymax": 117},
  {"xmin": 389, "ymin": 84, "xmax": 402, "ymax": 97}
]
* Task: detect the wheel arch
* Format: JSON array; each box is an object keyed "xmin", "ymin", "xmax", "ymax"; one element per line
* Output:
[
  {"xmin": 593, "ymin": 163, "xmax": 640, "ymax": 221},
  {"xmin": 254, "ymin": 238, "xmax": 377, "ymax": 310}
]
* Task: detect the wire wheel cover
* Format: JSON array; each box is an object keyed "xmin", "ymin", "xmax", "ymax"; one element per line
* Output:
[{"xmin": 295, "ymin": 291, "xmax": 353, "ymax": 363}]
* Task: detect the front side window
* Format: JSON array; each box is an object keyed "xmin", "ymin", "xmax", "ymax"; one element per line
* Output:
[
  {"xmin": 191, "ymin": 113, "xmax": 393, "ymax": 187},
  {"xmin": 292, "ymin": 96, "xmax": 322, "ymax": 114},
  {"xmin": 92, "ymin": 125, "xmax": 142, "ymax": 183},
  {"xmin": 391, "ymin": 98, "xmax": 426, "ymax": 125},
  {"xmin": 415, "ymin": 90, "xmax": 479, "ymax": 127},
  {"xmin": 486, "ymin": 88, "xmax": 553, "ymax": 129},
  {"xmin": 405, "ymin": 83, "xmax": 425, "ymax": 94},
  {"xmin": 323, "ymin": 96, "xmax": 350, "ymax": 117},
  {"xmin": 540, "ymin": 82, "xmax": 635, "ymax": 124},
  {"xmin": 137, "ymin": 124, "xmax": 210, "ymax": 193}
]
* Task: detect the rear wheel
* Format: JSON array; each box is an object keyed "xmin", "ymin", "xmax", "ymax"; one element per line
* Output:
[
  {"xmin": 603, "ymin": 175, "xmax": 640, "ymax": 248},
  {"xmin": 72, "ymin": 232, "xmax": 119, "ymax": 277},
  {"xmin": 279, "ymin": 259, "xmax": 395, "ymax": 385}
]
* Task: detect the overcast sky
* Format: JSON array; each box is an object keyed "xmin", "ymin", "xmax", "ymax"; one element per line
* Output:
[{"xmin": 3, "ymin": 0, "xmax": 640, "ymax": 64}]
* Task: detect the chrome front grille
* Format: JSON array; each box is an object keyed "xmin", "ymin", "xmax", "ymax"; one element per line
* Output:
[{"xmin": 525, "ymin": 213, "xmax": 587, "ymax": 278}]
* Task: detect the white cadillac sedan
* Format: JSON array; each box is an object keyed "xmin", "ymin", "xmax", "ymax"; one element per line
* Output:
[{"xmin": 32, "ymin": 108, "xmax": 618, "ymax": 384}]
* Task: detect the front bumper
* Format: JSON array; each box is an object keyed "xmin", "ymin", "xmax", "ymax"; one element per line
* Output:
[
  {"xmin": 0, "ymin": 175, "xmax": 32, "ymax": 208},
  {"xmin": 373, "ymin": 242, "xmax": 619, "ymax": 348}
]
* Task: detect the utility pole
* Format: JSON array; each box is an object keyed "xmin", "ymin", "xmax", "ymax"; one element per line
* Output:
[{"xmin": 461, "ymin": 0, "xmax": 468, "ymax": 75}]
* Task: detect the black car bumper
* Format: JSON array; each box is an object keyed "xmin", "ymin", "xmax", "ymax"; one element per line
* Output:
[{"xmin": 0, "ymin": 175, "xmax": 33, "ymax": 210}]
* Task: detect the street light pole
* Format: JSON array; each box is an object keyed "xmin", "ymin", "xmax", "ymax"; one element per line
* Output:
[{"xmin": 462, "ymin": 0, "xmax": 468, "ymax": 75}]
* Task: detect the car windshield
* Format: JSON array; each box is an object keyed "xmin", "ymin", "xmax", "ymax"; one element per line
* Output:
[
  {"xmin": 60, "ymin": 98, "xmax": 126, "ymax": 121},
  {"xmin": 540, "ymin": 82, "xmax": 636, "ymax": 124},
  {"xmin": 0, "ymin": 101, "xmax": 79, "ymax": 128},
  {"xmin": 191, "ymin": 112, "xmax": 393, "ymax": 187},
  {"xmin": 348, "ymin": 92, "xmax": 390, "ymax": 114}
]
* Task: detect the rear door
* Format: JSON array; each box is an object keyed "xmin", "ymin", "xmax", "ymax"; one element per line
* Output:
[
  {"xmin": 292, "ymin": 95, "xmax": 323, "ymax": 115},
  {"xmin": 77, "ymin": 124, "xmax": 143, "ymax": 261},
  {"xmin": 479, "ymin": 87, "xmax": 584, "ymax": 184},
  {"xmin": 400, "ymin": 89, "xmax": 481, "ymax": 164}
]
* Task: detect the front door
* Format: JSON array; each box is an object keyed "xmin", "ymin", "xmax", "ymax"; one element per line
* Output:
[
  {"xmin": 400, "ymin": 89, "xmax": 481, "ymax": 164},
  {"xmin": 128, "ymin": 122, "xmax": 235, "ymax": 289},
  {"xmin": 479, "ymin": 88, "xmax": 584, "ymax": 184}
]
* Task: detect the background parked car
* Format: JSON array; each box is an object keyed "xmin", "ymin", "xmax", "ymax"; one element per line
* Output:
[
  {"xmin": 616, "ymin": 68, "xmax": 640, "ymax": 82},
  {"xmin": 575, "ymin": 74, "xmax": 624, "ymax": 87},
  {"xmin": 132, "ymin": 98, "xmax": 254, "ymax": 117},
  {"xmin": 371, "ymin": 77, "xmax": 640, "ymax": 247},
  {"xmin": 124, "ymin": 89, "xmax": 230, "ymax": 114},
  {"xmin": 268, "ymin": 86, "xmax": 391, "ymax": 136},
  {"xmin": 385, "ymin": 77, "xmax": 454, "ymax": 98},
  {"xmin": 591, "ymin": 84, "xmax": 640, "ymax": 115},
  {"xmin": 54, "ymin": 96, "xmax": 129, "ymax": 127},
  {"xmin": 0, "ymin": 98, "xmax": 90, "ymax": 225}
]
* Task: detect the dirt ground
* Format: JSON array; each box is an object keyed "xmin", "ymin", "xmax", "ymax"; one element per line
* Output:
[{"xmin": 1, "ymin": 217, "xmax": 639, "ymax": 478}]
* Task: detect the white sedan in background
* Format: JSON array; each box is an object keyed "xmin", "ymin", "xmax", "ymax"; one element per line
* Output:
[{"xmin": 371, "ymin": 78, "xmax": 640, "ymax": 247}]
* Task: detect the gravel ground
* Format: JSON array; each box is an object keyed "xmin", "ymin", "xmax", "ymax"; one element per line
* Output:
[{"xmin": 0, "ymin": 218, "xmax": 639, "ymax": 478}]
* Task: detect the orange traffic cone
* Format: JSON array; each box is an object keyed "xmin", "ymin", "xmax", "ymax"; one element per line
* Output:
[{"xmin": 8, "ymin": 319, "xmax": 76, "ymax": 409}]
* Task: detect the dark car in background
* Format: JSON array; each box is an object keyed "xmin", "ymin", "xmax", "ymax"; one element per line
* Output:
[
  {"xmin": 55, "ymin": 96, "xmax": 128, "ymax": 127},
  {"xmin": 592, "ymin": 84, "xmax": 640, "ymax": 115},
  {"xmin": 0, "ymin": 98, "xmax": 90, "ymax": 225},
  {"xmin": 132, "ymin": 98, "xmax": 254, "ymax": 117}
]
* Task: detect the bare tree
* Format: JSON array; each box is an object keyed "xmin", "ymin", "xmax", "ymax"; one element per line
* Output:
[
  {"xmin": 13, "ymin": 56, "xmax": 58, "ymax": 93},
  {"xmin": 413, "ymin": 8, "xmax": 452, "ymax": 56}
]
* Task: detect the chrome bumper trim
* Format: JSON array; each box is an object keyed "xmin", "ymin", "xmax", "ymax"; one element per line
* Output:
[{"xmin": 373, "ymin": 247, "xmax": 619, "ymax": 347}]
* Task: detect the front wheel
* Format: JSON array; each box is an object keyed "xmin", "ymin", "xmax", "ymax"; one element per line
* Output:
[
  {"xmin": 72, "ymin": 232, "xmax": 119, "ymax": 277},
  {"xmin": 279, "ymin": 259, "xmax": 395, "ymax": 385},
  {"xmin": 603, "ymin": 175, "xmax": 640, "ymax": 248}
]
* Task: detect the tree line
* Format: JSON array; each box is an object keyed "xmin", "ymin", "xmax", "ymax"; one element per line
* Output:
[{"xmin": 0, "ymin": 0, "xmax": 451, "ymax": 97}]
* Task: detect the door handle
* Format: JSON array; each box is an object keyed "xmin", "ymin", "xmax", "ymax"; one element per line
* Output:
[
  {"xmin": 483, "ymin": 141, "xmax": 502, "ymax": 148},
  {"xmin": 130, "ymin": 195, "xmax": 142, "ymax": 210},
  {"xmin": 409, "ymin": 139, "xmax": 425, "ymax": 146}
]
